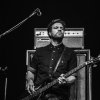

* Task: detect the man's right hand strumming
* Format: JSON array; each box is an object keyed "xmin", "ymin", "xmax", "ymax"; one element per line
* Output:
[
  {"xmin": 26, "ymin": 70, "xmax": 35, "ymax": 94},
  {"xmin": 26, "ymin": 79, "xmax": 35, "ymax": 94}
]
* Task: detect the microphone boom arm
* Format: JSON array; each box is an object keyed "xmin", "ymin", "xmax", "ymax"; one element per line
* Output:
[{"xmin": 0, "ymin": 8, "xmax": 41, "ymax": 38}]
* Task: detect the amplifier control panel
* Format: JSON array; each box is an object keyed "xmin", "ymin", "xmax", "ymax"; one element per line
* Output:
[{"xmin": 35, "ymin": 28, "xmax": 84, "ymax": 37}]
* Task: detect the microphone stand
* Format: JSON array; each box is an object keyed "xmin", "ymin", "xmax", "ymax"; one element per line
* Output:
[
  {"xmin": 0, "ymin": 8, "xmax": 41, "ymax": 39},
  {"xmin": 0, "ymin": 66, "xmax": 7, "ymax": 100},
  {"xmin": 0, "ymin": 8, "xmax": 41, "ymax": 100},
  {"xmin": 4, "ymin": 68, "xmax": 7, "ymax": 100}
]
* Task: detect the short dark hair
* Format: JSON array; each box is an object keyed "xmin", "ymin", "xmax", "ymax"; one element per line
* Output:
[{"xmin": 47, "ymin": 19, "xmax": 66, "ymax": 33}]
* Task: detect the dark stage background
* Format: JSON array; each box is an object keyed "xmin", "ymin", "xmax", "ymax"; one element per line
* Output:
[{"xmin": 0, "ymin": 1, "xmax": 99, "ymax": 100}]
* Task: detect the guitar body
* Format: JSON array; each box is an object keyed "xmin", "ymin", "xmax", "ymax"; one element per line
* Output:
[
  {"xmin": 20, "ymin": 82, "xmax": 48, "ymax": 100},
  {"xmin": 20, "ymin": 89, "xmax": 44, "ymax": 100}
]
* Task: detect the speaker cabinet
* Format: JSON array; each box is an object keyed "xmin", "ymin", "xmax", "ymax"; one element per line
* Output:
[
  {"xmin": 26, "ymin": 49, "xmax": 91, "ymax": 100},
  {"xmin": 70, "ymin": 49, "xmax": 91, "ymax": 100}
]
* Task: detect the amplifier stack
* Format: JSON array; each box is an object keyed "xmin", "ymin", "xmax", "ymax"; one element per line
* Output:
[{"xmin": 34, "ymin": 28, "xmax": 84, "ymax": 49}]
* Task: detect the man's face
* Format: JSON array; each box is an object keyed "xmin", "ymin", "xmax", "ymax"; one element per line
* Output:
[{"xmin": 49, "ymin": 23, "xmax": 64, "ymax": 39}]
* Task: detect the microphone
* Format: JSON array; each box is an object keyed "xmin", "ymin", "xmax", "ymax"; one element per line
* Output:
[
  {"xmin": 29, "ymin": 8, "xmax": 42, "ymax": 17},
  {"xmin": 0, "ymin": 66, "xmax": 7, "ymax": 71},
  {"xmin": 36, "ymin": 8, "xmax": 42, "ymax": 16}
]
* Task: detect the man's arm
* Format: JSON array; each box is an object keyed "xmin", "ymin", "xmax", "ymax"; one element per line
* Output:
[
  {"xmin": 26, "ymin": 70, "xmax": 35, "ymax": 94},
  {"xmin": 58, "ymin": 74, "xmax": 76, "ymax": 84},
  {"xmin": 26, "ymin": 50, "xmax": 38, "ymax": 93}
]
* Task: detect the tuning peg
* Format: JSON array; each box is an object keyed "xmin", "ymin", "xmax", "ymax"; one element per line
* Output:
[
  {"xmin": 93, "ymin": 64, "xmax": 98, "ymax": 67},
  {"xmin": 98, "ymin": 54, "xmax": 100, "ymax": 59},
  {"xmin": 90, "ymin": 56, "xmax": 93, "ymax": 59},
  {"xmin": 90, "ymin": 57, "xmax": 94, "ymax": 62}
]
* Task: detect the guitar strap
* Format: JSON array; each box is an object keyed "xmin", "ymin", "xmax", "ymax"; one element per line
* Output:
[{"xmin": 53, "ymin": 47, "xmax": 66, "ymax": 73}]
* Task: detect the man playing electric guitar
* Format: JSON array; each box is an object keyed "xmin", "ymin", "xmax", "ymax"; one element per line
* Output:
[{"xmin": 25, "ymin": 19, "xmax": 77, "ymax": 100}]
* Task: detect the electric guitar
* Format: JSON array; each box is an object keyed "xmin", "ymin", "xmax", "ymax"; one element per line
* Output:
[{"xmin": 21, "ymin": 55, "xmax": 100, "ymax": 100}]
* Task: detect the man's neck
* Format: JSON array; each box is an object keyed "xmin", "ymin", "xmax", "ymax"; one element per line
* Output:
[{"xmin": 51, "ymin": 39, "xmax": 62, "ymax": 46}]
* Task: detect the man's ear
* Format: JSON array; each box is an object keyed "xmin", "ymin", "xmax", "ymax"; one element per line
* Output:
[{"xmin": 48, "ymin": 32, "xmax": 51, "ymax": 37}]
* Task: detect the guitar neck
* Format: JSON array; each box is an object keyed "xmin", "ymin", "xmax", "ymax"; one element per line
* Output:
[
  {"xmin": 38, "ymin": 79, "xmax": 58, "ymax": 93},
  {"xmin": 64, "ymin": 61, "xmax": 90, "ymax": 78}
]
